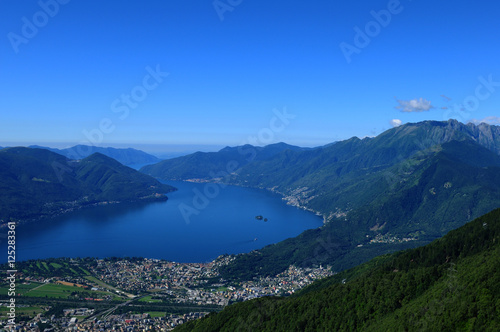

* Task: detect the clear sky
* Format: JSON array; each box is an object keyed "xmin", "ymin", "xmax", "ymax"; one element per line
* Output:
[{"xmin": 1, "ymin": 0, "xmax": 500, "ymax": 152}]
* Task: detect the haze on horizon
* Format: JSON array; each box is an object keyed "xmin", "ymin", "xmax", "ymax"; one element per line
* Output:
[{"xmin": 2, "ymin": 0, "xmax": 500, "ymax": 149}]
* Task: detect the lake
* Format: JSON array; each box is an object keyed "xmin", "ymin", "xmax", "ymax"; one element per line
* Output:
[{"xmin": 3, "ymin": 181, "xmax": 323, "ymax": 263}]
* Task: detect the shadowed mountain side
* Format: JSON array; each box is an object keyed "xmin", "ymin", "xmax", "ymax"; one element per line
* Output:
[{"xmin": 0, "ymin": 147, "xmax": 175, "ymax": 222}]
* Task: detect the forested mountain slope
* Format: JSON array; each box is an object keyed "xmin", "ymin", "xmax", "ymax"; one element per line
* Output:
[{"xmin": 0, "ymin": 147, "xmax": 175, "ymax": 222}]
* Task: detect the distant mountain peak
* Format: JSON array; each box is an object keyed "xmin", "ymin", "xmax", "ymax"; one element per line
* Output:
[{"xmin": 27, "ymin": 144, "xmax": 161, "ymax": 166}]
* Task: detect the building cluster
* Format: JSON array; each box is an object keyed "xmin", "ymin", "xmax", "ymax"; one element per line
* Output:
[
  {"xmin": 89, "ymin": 258, "xmax": 216, "ymax": 292},
  {"xmin": 75, "ymin": 312, "xmax": 209, "ymax": 331},
  {"xmin": 1, "ymin": 311, "xmax": 209, "ymax": 331},
  {"xmin": 3, "ymin": 256, "xmax": 334, "ymax": 331},
  {"xmin": 224, "ymin": 264, "xmax": 335, "ymax": 302},
  {"xmin": 369, "ymin": 233, "xmax": 416, "ymax": 244},
  {"xmin": 86, "ymin": 257, "xmax": 334, "ymax": 303}
]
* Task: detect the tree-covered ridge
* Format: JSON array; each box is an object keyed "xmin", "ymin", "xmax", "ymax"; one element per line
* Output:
[
  {"xmin": 217, "ymin": 138, "xmax": 500, "ymax": 281},
  {"xmin": 228, "ymin": 121, "xmax": 500, "ymax": 209},
  {"xmin": 176, "ymin": 208, "xmax": 500, "ymax": 331},
  {"xmin": 0, "ymin": 147, "xmax": 176, "ymax": 222}
]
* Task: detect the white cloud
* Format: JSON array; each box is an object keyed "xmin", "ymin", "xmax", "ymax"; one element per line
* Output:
[
  {"xmin": 395, "ymin": 98, "xmax": 434, "ymax": 112},
  {"xmin": 390, "ymin": 119, "xmax": 402, "ymax": 127},
  {"xmin": 468, "ymin": 116, "xmax": 500, "ymax": 126}
]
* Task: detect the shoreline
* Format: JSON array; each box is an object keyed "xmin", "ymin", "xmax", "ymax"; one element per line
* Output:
[
  {"xmin": 1, "ymin": 181, "xmax": 322, "ymax": 265},
  {"xmin": 176, "ymin": 178, "xmax": 329, "ymax": 224},
  {"xmin": 0, "ymin": 193, "xmax": 171, "ymax": 229}
]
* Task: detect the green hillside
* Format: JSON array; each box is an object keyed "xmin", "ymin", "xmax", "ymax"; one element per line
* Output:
[
  {"xmin": 176, "ymin": 208, "xmax": 500, "ymax": 331},
  {"xmin": 217, "ymin": 137, "xmax": 500, "ymax": 281},
  {"xmin": 0, "ymin": 147, "xmax": 176, "ymax": 222},
  {"xmin": 228, "ymin": 121, "xmax": 500, "ymax": 208}
]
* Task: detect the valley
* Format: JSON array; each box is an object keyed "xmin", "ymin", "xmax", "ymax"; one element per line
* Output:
[
  {"xmin": 0, "ymin": 256, "xmax": 333, "ymax": 330},
  {"xmin": 139, "ymin": 120, "xmax": 500, "ymax": 282},
  {"xmin": 2, "ymin": 120, "xmax": 500, "ymax": 330},
  {"xmin": 4, "ymin": 1, "xmax": 499, "ymax": 330}
]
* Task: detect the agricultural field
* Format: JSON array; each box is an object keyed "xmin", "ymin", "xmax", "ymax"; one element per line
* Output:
[
  {"xmin": 0, "ymin": 282, "xmax": 115, "ymax": 300},
  {"xmin": 15, "ymin": 258, "xmax": 92, "ymax": 279},
  {"xmin": 138, "ymin": 295, "xmax": 163, "ymax": 303},
  {"xmin": 0, "ymin": 306, "xmax": 44, "ymax": 321}
]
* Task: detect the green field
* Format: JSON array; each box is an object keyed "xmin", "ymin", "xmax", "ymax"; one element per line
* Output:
[
  {"xmin": 0, "ymin": 282, "xmax": 43, "ymax": 296},
  {"xmin": 14, "ymin": 259, "xmax": 92, "ymax": 278},
  {"xmin": 25, "ymin": 284, "xmax": 85, "ymax": 299},
  {"xmin": 50, "ymin": 263, "xmax": 63, "ymax": 269},
  {"xmin": 1, "ymin": 280, "xmax": 122, "ymax": 301},
  {"xmin": 0, "ymin": 306, "xmax": 44, "ymax": 320},
  {"xmin": 8, "ymin": 283, "xmax": 113, "ymax": 300},
  {"xmin": 139, "ymin": 295, "xmax": 162, "ymax": 303},
  {"xmin": 146, "ymin": 311, "xmax": 167, "ymax": 318},
  {"xmin": 215, "ymin": 287, "xmax": 228, "ymax": 292}
]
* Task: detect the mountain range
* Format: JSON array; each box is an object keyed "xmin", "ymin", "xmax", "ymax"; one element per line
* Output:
[
  {"xmin": 0, "ymin": 147, "xmax": 175, "ymax": 223},
  {"xmin": 28, "ymin": 144, "xmax": 161, "ymax": 166},
  {"xmin": 140, "ymin": 142, "xmax": 306, "ymax": 180},
  {"xmin": 141, "ymin": 120, "xmax": 500, "ymax": 280},
  {"xmin": 3, "ymin": 120, "xmax": 500, "ymax": 329}
]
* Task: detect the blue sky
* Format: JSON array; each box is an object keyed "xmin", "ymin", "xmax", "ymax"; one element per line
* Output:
[{"xmin": 1, "ymin": 0, "xmax": 500, "ymax": 152}]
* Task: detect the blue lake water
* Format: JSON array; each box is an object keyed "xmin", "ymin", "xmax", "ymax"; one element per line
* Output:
[{"xmin": 3, "ymin": 181, "xmax": 323, "ymax": 263}]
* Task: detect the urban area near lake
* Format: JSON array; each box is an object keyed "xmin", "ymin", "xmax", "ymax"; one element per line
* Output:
[{"xmin": 1, "ymin": 255, "xmax": 334, "ymax": 331}]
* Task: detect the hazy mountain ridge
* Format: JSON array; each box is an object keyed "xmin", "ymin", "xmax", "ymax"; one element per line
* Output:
[
  {"xmin": 176, "ymin": 208, "xmax": 500, "ymax": 331},
  {"xmin": 28, "ymin": 144, "xmax": 161, "ymax": 166},
  {"xmin": 140, "ymin": 142, "xmax": 305, "ymax": 180},
  {"xmin": 0, "ymin": 147, "xmax": 175, "ymax": 223}
]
